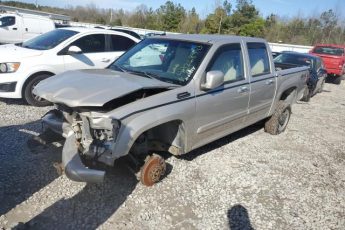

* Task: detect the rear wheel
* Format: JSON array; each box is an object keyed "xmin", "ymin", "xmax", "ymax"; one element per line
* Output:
[
  {"xmin": 264, "ymin": 101, "xmax": 291, "ymax": 135},
  {"xmin": 333, "ymin": 76, "xmax": 341, "ymax": 85},
  {"xmin": 24, "ymin": 74, "xmax": 53, "ymax": 107}
]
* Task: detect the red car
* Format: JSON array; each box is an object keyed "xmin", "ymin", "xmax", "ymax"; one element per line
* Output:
[{"xmin": 310, "ymin": 44, "xmax": 345, "ymax": 84}]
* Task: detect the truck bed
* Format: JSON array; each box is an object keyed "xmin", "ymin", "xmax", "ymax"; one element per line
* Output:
[{"xmin": 275, "ymin": 62, "xmax": 304, "ymax": 70}]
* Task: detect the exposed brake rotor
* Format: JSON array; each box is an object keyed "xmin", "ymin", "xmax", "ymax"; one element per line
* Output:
[{"xmin": 140, "ymin": 154, "xmax": 166, "ymax": 186}]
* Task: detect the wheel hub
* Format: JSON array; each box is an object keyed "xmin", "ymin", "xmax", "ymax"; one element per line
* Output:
[{"xmin": 140, "ymin": 154, "xmax": 166, "ymax": 186}]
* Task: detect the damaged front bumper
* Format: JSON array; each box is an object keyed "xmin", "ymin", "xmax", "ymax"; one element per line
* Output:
[
  {"xmin": 62, "ymin": 132, "xmax": 105, "ymax": 183},
  {"xmin": 42, "ymin": 110, "xmax": 105, "ymax": 183}
]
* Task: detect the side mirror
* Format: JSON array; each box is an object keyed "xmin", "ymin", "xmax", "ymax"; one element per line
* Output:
[
  {"xmin": 201, "ymin": 70, "xmax": 224, "ymax": 90},
  {"xmin": 67, "ymin": 46, "xmax": 82, "ymax": 55}
]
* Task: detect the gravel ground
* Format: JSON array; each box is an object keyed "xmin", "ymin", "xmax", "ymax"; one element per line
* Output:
[{"xmin": 0, "ymin": 83, "xmax": 344, "ymax": 230}]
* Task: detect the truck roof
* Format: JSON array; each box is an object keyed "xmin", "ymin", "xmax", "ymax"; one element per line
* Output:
[
  {"xmin": 154, "ymin": 34, "xmax": 267, "ymax": 45},
  {"xmin": 313, "ymin": 44, "xmax": 345, "ymax": 49}
]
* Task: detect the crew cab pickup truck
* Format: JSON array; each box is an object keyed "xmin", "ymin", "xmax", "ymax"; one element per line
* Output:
[
  {"xmin": 34, "ymin": 35, "xmax": 309, "ymax": 186},
  {"xmin": 310, "ymin": 44, "xmax": 345, "ymax": 84}
]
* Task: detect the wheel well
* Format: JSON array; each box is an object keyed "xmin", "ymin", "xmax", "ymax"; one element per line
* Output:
[
  {"xmin": 132, "ymin": 120, "xmax": 186, "ymax": 156},
  {"xmin": 22, "ymin": 71, "xmax": 55, "ymax": 97},
  {"xmin": 279, "ymin": 87, "xmax": 296, "ymax": 101}
]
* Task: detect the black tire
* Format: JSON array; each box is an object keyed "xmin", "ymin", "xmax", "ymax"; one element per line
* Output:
[
  {"xmin": 23, "ymin": 74, "xmax": 52, "ymax": 107},
  {"xmin": 264, "ymin": 101, "xmax": 291, "ymax": 135},
  {"xmin": 301, "ymin": 87, "xmax": 311, "ymax": 102},
  {"xmin": 333, "ymin": 76, "xmax": 341, "ymax": 85}
]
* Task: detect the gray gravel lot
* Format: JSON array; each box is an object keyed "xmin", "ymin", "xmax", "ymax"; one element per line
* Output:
[{"xmin": 0, "ymin": 83, "xmax": 344, "ymax": 230}]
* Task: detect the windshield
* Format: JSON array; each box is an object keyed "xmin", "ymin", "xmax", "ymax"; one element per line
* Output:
[
  {"xmin": 0, "ymin": 16, "xmax": 15, "ymax": 27},
  {"xmin": 109, "ymin": 38, "xmax": 210, "ymax": 85},
  {"xmin": 274, "ymin": 53, "xmax": 314, "ymax": 70},
  {"xmin": 19, "ymin": 29, "xmax": 79, "ymax": 50},
  {"xmin": 313, "ymin": 46, "xmax": 344, "ymax": 56}
]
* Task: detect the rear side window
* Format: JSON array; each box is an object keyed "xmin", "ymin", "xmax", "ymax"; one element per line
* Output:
[
  {"xmin": 247, "ymin": 43, "xmax": 271, "ymax": 77},
  {"xmin": 110, "ymin": 35, "xmax": 136, "ymax": 51},
  {"xmin": 315, "ymin": 58, "xmax": 322, "ymax": 70},
  {"xmin": 313, "ymin": 46, "xmax": 344, "ymax": 56},
  {"xmin": 0, "ymin": 16, "xmax": 15, "ymax": 27},
  {"xmin": 208, "ymin": 43, "xmax": 244, "ymax": 83},
  {"xmin": 71, "ymin": 34, "xmax": 105, "ymax": 53}
]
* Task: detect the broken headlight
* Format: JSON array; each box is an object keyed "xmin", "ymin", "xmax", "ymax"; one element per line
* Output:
[{"xmin": 89, "ymin": 117, "xmax": 121, "ymax": 141}]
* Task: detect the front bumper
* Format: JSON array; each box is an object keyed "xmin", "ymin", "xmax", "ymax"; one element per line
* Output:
[
  {"xmin": 42, "ymin": 110, "xmax": 105, "ymax": 183},
  {"xmin": 62, "ymin": 132, "xmax": 105, "ymax": 183},
  {"xmin": 0, "ymin": 72, "xmax": 23, "ymax": 98}
]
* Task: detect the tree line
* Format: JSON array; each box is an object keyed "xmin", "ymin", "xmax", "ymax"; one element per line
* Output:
[{"xmin": 1, "ymin": 0, "xmax": 344, "ymax": 45}]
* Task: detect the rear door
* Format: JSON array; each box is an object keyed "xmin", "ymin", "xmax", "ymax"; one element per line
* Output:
[
  {"xmin": 62, "ymin": 33, "xmax": 109, "ymax": 70},
  {"xmin": 246, "ymin": 42, "xmax": 276, "ymax": 123},
  {"xmin": 193, "ymin": 43, "xmax": 250, "ymax": 148}
]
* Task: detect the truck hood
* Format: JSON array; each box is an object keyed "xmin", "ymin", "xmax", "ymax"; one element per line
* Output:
[
  {"xmin": 0, "ymin": 44, "xmax": 43, "ymax": 61},
  {"xmin": 34, "ymin": 69, "xmax": 177, "ymax": 107}
]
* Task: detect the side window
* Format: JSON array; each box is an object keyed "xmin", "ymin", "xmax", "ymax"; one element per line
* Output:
[
  {"xmin": 70, "ymin": 34, "xmax": 105, "ymax": 53},
  {"xmin": 208, "ymin": 43, "xmax": 244, "ymax": 83},
  {"xmin": 110, "ymin": 35, "xmax": 136, "ymax": 51},
  {"xmin": 316, "ymin": 59, "xmax": 322, "ymax": 70},
  {"xmin": 320, "ymin": 59, "xmax": 325, "ymax": 69},
  {"xmin": 0, "ymin": 16, "xmax": 16, "ymax": 27},
  {"xmin": 247, "ymin": 43, "xmax": 271, "ymax": 77}
]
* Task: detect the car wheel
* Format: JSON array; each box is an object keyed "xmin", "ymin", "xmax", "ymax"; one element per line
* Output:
[
  {"xmin": 24, "ymin": 74, "xmax": 53, "ymax": 107},
  {"xmin": 334, "ymin": 76, "xmax": 341, "ymax": 85},
  {"xmin": 301, "ymin": 87, "xmax": 311, "ymax": 102},
  {"xmin": 264, "ymin": 101, "xmax": 291, "ymax": 135}
]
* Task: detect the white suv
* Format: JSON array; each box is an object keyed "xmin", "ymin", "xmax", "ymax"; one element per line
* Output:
[{"xmin": 0, "ymin": 27, "xmax": 140, "ymax": 106}]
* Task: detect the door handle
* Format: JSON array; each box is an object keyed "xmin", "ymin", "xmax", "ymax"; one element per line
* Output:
[
  {"xmin": 101, "ymin": 58, "xmax": 111, "ymax": 63},
  {"xmin": 237, "ymin": 86, "xmax": 249, "ymax": 93},
  {"xmin": 265, "ymin": 79, "xmax": 274, "ymax": 85},
  {"xmin": 177, "ymin": 92, "xmax": 191, "ymax": 99},
  {"xmin": 12, "ymin": 27, "xmax": 17, "ymax": 30}
]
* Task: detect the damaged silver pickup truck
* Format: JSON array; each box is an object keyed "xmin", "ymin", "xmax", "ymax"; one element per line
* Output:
[{"xmin": 34, "ymin": 35, "xmax": 309, "ymax": 186}]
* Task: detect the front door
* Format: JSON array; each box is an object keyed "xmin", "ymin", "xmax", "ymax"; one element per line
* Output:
[
  {"xmin": 62, "ymin": 34, "xmax": 112, "ymax": 71},
  {"xmin": 193, "ymin": 43, "xmax": 250, "ymax": 149},
  {"xmin": 0, "ymin": 15, "xmax": 22, "ymax": 43}
]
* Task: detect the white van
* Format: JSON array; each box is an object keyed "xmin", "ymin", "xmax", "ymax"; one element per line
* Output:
[{"xmin": 0, "ymin": 13, "xmax": 55, "ymax": 44}]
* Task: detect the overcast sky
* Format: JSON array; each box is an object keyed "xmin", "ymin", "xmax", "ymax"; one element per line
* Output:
[{"xmin": 5, "ymin": 0, "xmax": 344, "ymax": 19}]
